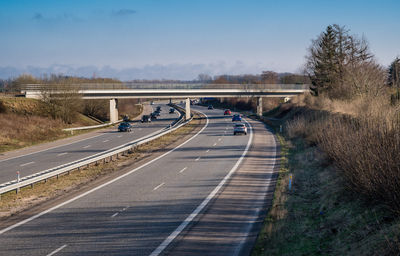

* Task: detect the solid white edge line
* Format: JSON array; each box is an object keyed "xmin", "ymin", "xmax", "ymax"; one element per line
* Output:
[
  {"xmin": 149, "ymin": 118, "xmax": 253, "ymax": 256},
  {"xmin": 46, "ymin": 244, "xmax": 67, "ymax": 256},
  {"xmin": 232, "ymin": 122, "xmax": 277, "ymax": 256},
  {"xmin": 0, "ymin": 111, "xmax": 209, "ymax": 235},
  {"xmin": 153, "ymin": 182, "xmax": 165, "ymax": 191},
  {"xmin": 57, "ymin": 153, "xmax": 68, "ymax": 156}
]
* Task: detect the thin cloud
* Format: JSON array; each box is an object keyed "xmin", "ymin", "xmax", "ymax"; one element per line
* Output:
[
  {"xmin": 112, "ymin": 9, "xmax": 136, "ymax": 17},
  {"xmin": 32, "ymin": 13, "xmax": 44, "ymax": 20}
]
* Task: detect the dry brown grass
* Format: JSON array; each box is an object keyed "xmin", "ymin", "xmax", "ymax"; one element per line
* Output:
[
  {"xmin": 0, "ymin": 113, "xmax": 68, "ymax": 152},
  {"xmin": 285, "ymin": 95, "xmax": 400, "ymax": 213}
]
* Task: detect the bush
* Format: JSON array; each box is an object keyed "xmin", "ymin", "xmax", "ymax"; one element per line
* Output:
[{"xmin": 0, "ymin": 100, "xmax": 6, "ymax": 113}]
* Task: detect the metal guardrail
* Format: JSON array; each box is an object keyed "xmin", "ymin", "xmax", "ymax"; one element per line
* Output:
[
  {"xmin": 0, "ymin": 105, "xmax": 190, "ymax": 197},
  {"xmin": 62, "ymin": 120, "xmax": 122, "ymax": 132}
]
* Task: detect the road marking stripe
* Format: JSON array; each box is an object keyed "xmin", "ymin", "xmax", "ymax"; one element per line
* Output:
[
  {"xmin": 153, "ymin": 182, "xmax": 165, "ymax": 191},
  {"xmin": 179, "ymin": 167, "xmax": 187, "ymax": 173},
  {"xmin": 195, "ymin": 157, "xmax": 201, "ymax": 161},
  {"xmin": 57, "ymin": 152, "xmax": 68, "ymax": 156},
  {"xmin": 218, "ymin": 138, "xmax": 222, "ymax": 141},
  {"xmin": 0, "ymin": 111, "xmax": 209, "ymax": 235},
  {"xmin": 213, "ymin": 143, "xmax": 217, "ymax": 146},
  {"xmin": 102, "ymin": 140, "xmax": 109, "ymax": 143},
  {"xmin": 83, "ymin": 145, "xmax": 91, "ymax": 148},
  {"xmin": 117, "ymin": 135, "xmax": 122, "ymax": 138},
  {"xmin": 111, "ymin": 212, "xmax": 119, "ymax": 218},
  {"xmin": 20, "ymin": 161, "xmax": 34, "ymax": 167},
  {"xmin": 206, "ymin": 149, "xmax": 210, "ymax": 153},
  {"xmin": 46, "ymin": 244, "xmax": 67, "ymax": 256},
  {"xmin": 150, "ymin": 118, "xmax": 253, "ymax": 256}
]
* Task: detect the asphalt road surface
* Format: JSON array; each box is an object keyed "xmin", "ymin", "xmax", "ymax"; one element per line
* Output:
[
  {"xmin": 0, "ymin": 105, "xmax": 278, "ymax": 256},
  {"xmin": 0, "ymin": 103, "xmax": 179, "ymax": 185}
]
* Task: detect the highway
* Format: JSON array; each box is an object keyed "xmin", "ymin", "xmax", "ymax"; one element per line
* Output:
[
  {"xmin": 0, "ymin": 105, "xmax": 278, "ymax": 256},
  {"xmin": 0, "ymin": 103, "xmax": 179, "ymax": 185}
]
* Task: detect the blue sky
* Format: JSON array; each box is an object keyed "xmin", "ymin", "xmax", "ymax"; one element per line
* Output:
[{"xmin": 0, "ymin": 0, "xmax": 399, "ymax": 80}]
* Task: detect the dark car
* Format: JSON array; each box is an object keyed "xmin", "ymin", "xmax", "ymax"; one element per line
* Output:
[
  {"xmin": 232, "ymin": 114, "xmax": 242, "ymax": 122},
  {"xmin": 208, "ymin": 105, "xmax": 214, "ymax": 110},
  {"xmin": 169, "ymin": 108, "xmax": 175, "ymax": 114},
  {"xmin": 153, "ymin": 110, "xmax": 160, "ymax": 116},
  {"xmin": 156, "ymin": 106, "xmax": 162, "ymax": 112},
  {"xmin": 123, "ymin": 115, "xmax": 130, "ymax": 122},
  {"xmin": 118, "ymin": 122, "xmax": 132, "ymax": 132},
  {"xmin": 224, "ymin": 109, "xmax": 232, "ymax": 115},
  {"xmin": 141, "ymin": 115, "xmax": 151, "ymax": 123},
  {"xmin": 150, "ymin": 112, "xmax": 157, "ymax": 120}
]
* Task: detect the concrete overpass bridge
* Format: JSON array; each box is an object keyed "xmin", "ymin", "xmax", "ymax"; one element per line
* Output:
[{"xmin": 22, "ymin": 83, "xmax": 309, "ymax": 122}]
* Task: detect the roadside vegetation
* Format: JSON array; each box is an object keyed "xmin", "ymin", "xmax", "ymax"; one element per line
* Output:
[
  {"xmin": 252, "ymin": 24, "xmax": 400, "ymax": 255},
  {"xmin": 0, "ymin": 75, "xmax": 141, "ymax": 153}
]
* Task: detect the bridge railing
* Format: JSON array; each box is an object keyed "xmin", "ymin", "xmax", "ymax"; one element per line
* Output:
[{"xmin": 21, "ymin": 83, "xmax": 310, "ymax": 91}]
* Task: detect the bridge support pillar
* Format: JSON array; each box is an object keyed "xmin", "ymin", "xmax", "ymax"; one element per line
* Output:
[
  {"xmin": 185, "ymin": 98, "xmax": 191, "ymax": 120},
  {"xmin": 257, "ymin": 97, "xmax": 263, "ymax": 117},
  {"xmin": 110, "ymin": 98, "xmax": 119, "ymax": 123}
]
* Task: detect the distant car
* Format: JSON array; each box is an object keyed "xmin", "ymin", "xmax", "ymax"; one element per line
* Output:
[
  {"xmin": 150, "ymin": 112, "xmax": 157, "ymax": 120},
  {"xmin": 232, "ymin": 114, "xmax": 242, "ymax": 122},
  {"xmin": 169, "ymin": 108, "xmax": 175, "ymax": 114},
  {"xmin": 153, "ymin": 110, "xmax": 160, "ymax": 116},
  {"xmin": 141, "ymin": 115, "xmax": 151, "ymax": 123},
  {"xmin": 123, "ymin": 115, "xmax": 130, "ymax": 122},
  {"xmin": 156, "ymin": 106, "xmax": 162, "ymax": 111},
  {"xmin": 208, "ymin": 105, "xmax": 214, "ymax": 110},
  {"xmin": 224, "ymin": 109, "xmax": 232, "ymax": 115},
  {"xmin": 118, "ymin": 122, "xmax": 132, "ymax": 132},
  {"xmin": 150, "ymin": 101, "xmax": 154, "ymax": 105},
  {"xmin": 233, "ymin": 123, "xmax": 247, "ymax": 135}
]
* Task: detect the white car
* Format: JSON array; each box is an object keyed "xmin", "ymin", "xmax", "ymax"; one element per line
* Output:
[{"xmin": 233, "ymin": 123, "xmax": 247, "ymax": 135}]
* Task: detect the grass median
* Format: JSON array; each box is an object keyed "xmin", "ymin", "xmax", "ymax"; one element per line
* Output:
[{"xmin": 0, "ymin": 112, "xmax": 203, "ymax": 221}]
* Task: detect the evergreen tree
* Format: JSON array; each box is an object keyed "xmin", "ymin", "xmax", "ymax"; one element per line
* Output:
[{"xmin": 388, "ymin": 57, "xmax": 400, "ymax": 88}]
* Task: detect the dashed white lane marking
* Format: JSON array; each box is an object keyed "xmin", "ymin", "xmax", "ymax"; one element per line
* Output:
[
  {"xmin": 57, "ymin": 152, "xmax": 68, "ymax": 157},
  {"xmin": 83, "ymin": 145, "xmax": 91, "ymax": 149},
  {"xmin": 206, "ymin": 149, "xmax": 210, "ymax": 153},
  {"xmin": 218, "ymin": 138, "xmax": 222, "ymax": 141},
  {"xmin": 179, "ymin": 167, "xmax": 187, "ymax": 173},
  {"xmin": 195, "ymin": 157, "xmax": 201, "ymax": 161},
  {"xmin": 153, "ymin": 182, "xmax": 165, "ymax": 191},
  {"xmin": 111, "ymin": 212, "xmax": 119, "ymax": 218},
  {"xmin": 117, "ymin": 135, "xmax": 122, "ymax": 138},
  {"xmin": 213, "ymin": 143, "xmax": 217, "ymax": 146},
  {"xmin": 46, "ymin": 244, "xmax": 67, "ymax": 256},
  {"xmin": 20, "ymin": 161, "xmax": 34, "ymax": 167},
  {"xmin": 103, "ymin": 140, "xmax": 109, "ymax": 143}
]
